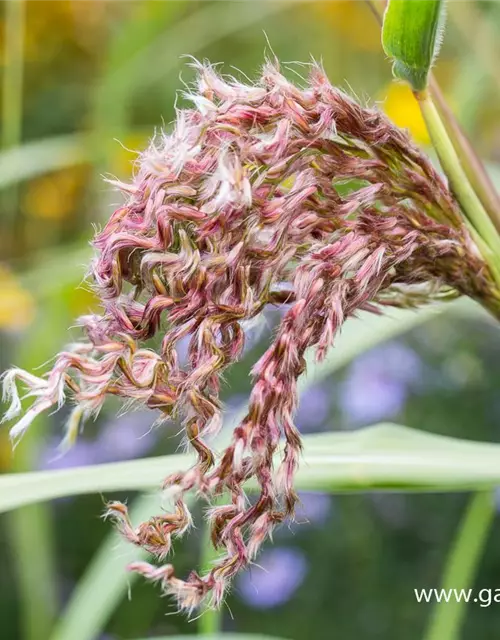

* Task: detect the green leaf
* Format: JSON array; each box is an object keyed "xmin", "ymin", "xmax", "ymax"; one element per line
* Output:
[
  {"xmin": 0, "ymin": 134, "xmax": 89, "ymax": 189},
  {"xmin": 19, "ymin": 242, "xmax": 92, "ymax": 299},
  {"xmin": 382, "ymin": 0, "xmax": 446, "ymax": 91},
  {"xmin": 6, "ymin": 425, "xmax": 500, "ymax": 514}
]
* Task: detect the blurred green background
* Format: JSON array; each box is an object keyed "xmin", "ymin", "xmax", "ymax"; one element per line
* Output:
[{"xmin": 1, "ymin": 1, "xmax": 500, "ymax": 639}]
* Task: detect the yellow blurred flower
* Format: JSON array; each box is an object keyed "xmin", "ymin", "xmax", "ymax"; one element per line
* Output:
[
  {"xmin": 66, "ymin": 284, "xmax": 99, "ymax": 317},
  {"xmin": 23, "ymin": 0, "xmax": 122, "ymax": 62},
  {"xmin": 110, "ymin": 132, "xmax": 149, "ymax": 180},
  {"xmin": 314, "ymin": 1, "xmax": 381, "ymax": 52},
  {"xmin": 0, "ymin": 265, "xmax": 36, "ymax": 331},
  {"xmin": 0, "ymin": 432, "xmax": 12, "ymax": 472},
  {"xmin": 379, "ymin": 82, "xmax": 430, "ymax": 146},
  {"xmin": 22, "ymin": 168, "xmax": 84, "ymax": 221}
]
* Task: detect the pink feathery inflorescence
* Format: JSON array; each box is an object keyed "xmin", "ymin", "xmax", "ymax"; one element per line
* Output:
[{"xmin": 3, "ymin": 60, "xmax": 500, "ymax": 612}]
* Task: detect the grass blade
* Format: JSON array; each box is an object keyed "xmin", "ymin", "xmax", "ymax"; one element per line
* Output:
[
  {"xmin": 198, "ymin": 497, "xmax": 226, "ymax": 635},
  {"xmin": 5, "ymin": 502, "xmax": 57, "ymax": 640},
  {"xmin": 6, "ymin": 426, "xmax": 500, "ymax": 513},
  {"xmin": 424, "ymin": 491, "xmax": 495, "ymax": 640},
  {"xmin": 49, "ymin": 494, "xmax": 159, "ymax": 640},
  {"xmin": 0, "ymin": 133, "xmax": 89, "ymax": 189}
]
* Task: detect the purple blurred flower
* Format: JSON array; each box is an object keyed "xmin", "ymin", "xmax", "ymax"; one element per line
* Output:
[
  {"xmin": 370, "ymin": 494, "xmax": 409, "ymax": 528},
  {"xmin": 98, "ymin": 409, "xmax": 158, "ymax": 463},
  {"xmin": 358, "ymin": 342, "xmax": 422, "ymax": 384},
  {"xmin": 38, "ymin": 438, "xmax": 100, "ymax": 470},
  {"xmin": 295, "ymin": 491, "xmax": 332, "ymax": 525},
  {"xmin": 237, "ymin": 546, "xmax": 308, "ymax": 609},
  {"xmin": 39, "ymin": 409, "xmax": 158, "ymax": 470},
  {"xmin": 241, "ymin": 314, "xmax": 270, "ymax": 354},
  {"xmin": 280, "ymin": 492, "xmax": 332, "ymax": 539},
  {"xmin": 224, "ymin": 393, "xmax": 247, "ymax": 415},
  {"xmin": 295, "ymin": 384, "xmax": 331, "ymax": 432},
  {"xmin": 339, "ymin": 375, "xmax": 406, "ymax": 425},
  {"xmin": 339, "ymin": 342, "xmax": 421, "ymax": 426},
  {"xmin": 176, "ymin": 334, "xmax": 191, "ymax": 366}
]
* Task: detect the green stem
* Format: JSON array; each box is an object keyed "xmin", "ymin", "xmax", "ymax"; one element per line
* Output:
[
  {"xmin": 2, "ymin": 0, "xmax": 24, "ymax": 150},
  {"xmin": 417, "ymin": 90, "xmax": 500, "ymax": 283},
  {"xmin": 198, "ymin": 501, "xmax": 223, "ymax": 635},
  {"xmin": 6, "ymin": 503, "xmax": 57, "ymax": 640},
  {"xmin": 367, "ymin": 0, "xmax": 500, "ymax": 262},
  {"xmin": 429, "ymin": 77, "xmax": 500, "ymax": 233},
  {"xmin": 1, "ymin": 0, "xmax": 25, "ymax": 244},
  {"xmin": 424, "ymin": 491, "xmax": 495, "ymax": 640},
  {"xmin": 7, "ymin": 430, "xmax": 58, "ymax": 640}
]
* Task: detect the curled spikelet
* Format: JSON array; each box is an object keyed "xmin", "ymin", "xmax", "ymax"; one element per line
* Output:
[{"xmin": 3, "ymin": 59, "xmax": 500, "ymax": 613}]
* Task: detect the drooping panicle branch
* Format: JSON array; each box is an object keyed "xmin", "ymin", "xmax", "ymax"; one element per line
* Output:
[{"xmin": 3, "ymin": 59, "xmax": 500, "ymax": 612}]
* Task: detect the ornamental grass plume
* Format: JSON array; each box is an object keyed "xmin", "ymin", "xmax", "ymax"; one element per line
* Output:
[{"xmin": 3, "ymin": 59, "xmax": 500, "ymax": 612}]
